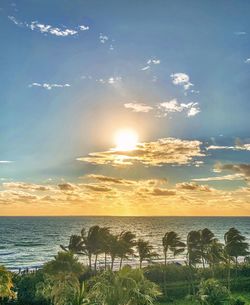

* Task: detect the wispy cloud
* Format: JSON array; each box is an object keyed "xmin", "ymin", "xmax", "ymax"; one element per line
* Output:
[
  {"xmin": 96, "ymin": 77, "xmax": 122, "ymax": 85},
  {"xmin": 214, "ymin": 163, "xmax": 250, "ymax": 180},
  {"xmin": 171, "ymin": 72, "xmax": 194, "ymax": 91},
  {"xmin": 29, "ymin": 83, "xmax": 70, "ymax": 90},
  {"xmin": 234, "ymin": 31, "xmax": 247, "ymax": 35},
  {"xmin": 8, "ymin": 16, "xmax": 89, "ymax": 37},
  {"xmin": 141, "ymin": 58, "xmax": 160, "ymax": 70},
  {"xmin": 176, "ymin": 182, "xmax": 212, "ymax": 192},
  {"xmin": 207, "ymin": 143, "xmax": 250, "ymax": 151},
  {"xmin": 124, "ymin": 102, "xmax": 153, "ymax": 113},
  {"xmin": 245, "ymin": 58, "xmax": 250, "ymax": 64},
  {"xmin": 157, "ymin": 99, "xmax": 200, "ymax": 117},
  {"xmin": 192, "ymin": 174, "xmax": 245, "ymax": 182},
  {"xmin": 99, "ymin": 33, "xmax": 109, "ymax": 43},
  {"xmin": 0, "ymin": 161, "xmax": 13, "ymax": 164},
  {"xmin": 77, "ymin": 137, "xmax": 204, "ymax": 167}
]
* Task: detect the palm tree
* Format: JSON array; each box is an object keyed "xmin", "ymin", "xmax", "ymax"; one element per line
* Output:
[
  {"xmin": 60, "ymin": 235, "xmax": 84, "ymax": 255},
  {"xmin": 199, "ymin": 228, "xmax": 215, "ymax": 268},
  {"xmin": 206, "ymin": 239, "xmax": 225, "ymax": 276},
  {"xmin": 81, "ymin": 225, "xmax": 108, "ymax": 270},
  {"xmin": 89, "ymin": 266, "xmax": 160, "ymax": 305},
  {"xmin": 107, "ymin": 233, "xmax": 120, "ymax": 270},
  {"xmin": 117, "ymin": 231, "xmax": 136, "ymax": 270},
  {"xmin": 136, "ymin": 239, "xmax": 158, "ymax": 269},
  {"xmin": 162, "ymin": 231, "xmax": 185, "ymax": 265},
  {"xmin": 224, "ymin": 227, "xmax": 249, "ymax": 268},
  {"xmin": 186, "ymin": 230, "xmax": 202, "ymax": 267}
]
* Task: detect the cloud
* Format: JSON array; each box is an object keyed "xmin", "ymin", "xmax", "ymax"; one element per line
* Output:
[
  {"xmin": 0, "ymin": 161, "xmax": 13, "ymax": 164},
  {"xmin": 96, "ymin": 77, "xmax": 122, "ymax": 85},
  {"xmin": 207, "ymin": 143, "xmax": 250, "ymax": 151},
  {"xmin": 124, "ymin": 102, "xmax": 153, "ymax": 113},
  {"xmin": 29, "ymin": 83, "xmax": 70, "ymax": 90},
  {"xmin": 171, "ymin": 73, "xmax": 193, "ymax": 90},
  {"xmin": 234, "ymin": 31, "xmax": 247, "ymax": 35},
  {"xmin": 150, "ymin": 188, "xmax": 176, "ymax": 196},
  {"xmin": 77, "ymin": 137, "xmax": 204, "ymax": 167},
  {"xmin": 82, "ymin": 184, "xmax": 112, "ymax": 192},
  {"xmin": 8, "ymin": 16, "xmax": 89, "ymax": 36},
  {"xmin": 99, "ymin": 33, "xmax": 109, "ymax": 43},
  {"xmin": 141, "ymin": 58, "xmax": 160, "ymax": 71},
  {"xmin": 58, "ymin": 183, "xmax": 79, "ymax": 191},
  {"xmin": 214, "ymin": 163, "xmax": 250, "ymax": 180},
  {"xmin": 245, "ymin": 58, "xmax": 250, "ymax": 64},
  {"xmin": 86, "ymin": 174, "xmax": 134, "ymax": 185},
  {"xmin": 192, "ymin": 174, "xmax": 245, "ymax": 182},
  {"xmin": 176, "ymin": 182, "xmax": 212, "ymax": 192},
  {"xmin": 157, "ymin": 99, "xmax": 200, "ymax": 117},
  {"xmin": 3, "ymin": 182, "xmax": 52, "ymax": 191}
]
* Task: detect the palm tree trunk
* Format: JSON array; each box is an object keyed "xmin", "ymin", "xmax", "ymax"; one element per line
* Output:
[
  {"xmin": 139, "ymin": 259, "xmax": 142, "ymax": 269},
  {"xmin": 94, "ymin": 254, "xmax": 98, "ymax": 271},
  {"xmin": 104, "ymin": 252, "xmax": 107, "ymax": 270},
  {"xmin": 88, "ymin": 254, "xmax": 92, "ymax": 269},
  {"xmin": 111, "ymin": 256, "xmax": 115, "ymax": 270},
  {"xmin": 164, "ymin": 251, "xmax": 167, "ymax": 266},
  {"xmin": 119, "ymin": 257, "xmax": 123, "ymax": 270}
]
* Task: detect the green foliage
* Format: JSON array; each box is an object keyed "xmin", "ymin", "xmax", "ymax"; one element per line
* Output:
[
  {"xmin": 89, "ymin": 266, "xmax": 161, "ymax": 305},
  {"xmin": 43, "ymin": 251, "xmax": 84, "ymax": 276},
  {"xmin": 136, "ymin": 239, "xmax": 159, "ymax": 268},
  {"xmin": 0, "ymin": 265, "xmax": 15, "ymax": 300},
  {"xmin": 14, "ymin": 270, "xmax": 49, "ymax": 305},
  {"xmin": 231, "ymin": 297, "xmax": 246, "ymax": 305},
  {"xmin": 196, "ymin": 279, "xmax": 231, "ymax": 305}
]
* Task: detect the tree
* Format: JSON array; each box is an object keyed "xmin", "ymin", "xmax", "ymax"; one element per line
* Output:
[
  {"xmin": 187, "ymin": 230, "xmax": 202, "ymax": 267},
  {"xmin": 43, "ymin": 251, "xmax": 84, "ymax": 276},
  {"xmin": 60, "ymin": 235, "xmax": 84, "ymax": 255},
  {"xmin": 81, "ymin": 225, "xmax": 106, "ymax": 270},
  {"xmin": 206, "ymin": 239, "xmax": 225, "ymax": 276},
  {"xmin": 0, "ymin": 265, "xmax": 15, "ymax": 301},
  {"xmin": 89, "ymin": 266, "xmax": 160, "ymax": 305},
  {"xmin": 224, "ymin": 227, "xmax": 249, "ymax": 268},
  {"xmin": 196, "ymin": 279, "xmax": 231, "ymax": 305},
  {"xmin": 162, "ymin": 231, "xmax": 185, "ymax": 265},
  {"xmin": 136, "ymin": 239, "xmax": 158, "ymax": 269},
  {"xmin": 117, "ymin": 231, "xmax": 136, "ymax": 270},
  {"xmin": 199, "ymin": 228, "xmax": 216, "ymax": 268}
]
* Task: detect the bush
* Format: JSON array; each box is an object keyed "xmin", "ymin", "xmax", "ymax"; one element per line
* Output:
[
  {"xmin": 14, "ymin": 271, "xmax": 49, "ymax": 305},
  {"xmin": 196, "ymin": 279, "xmax": 231, "ymax": 305},
  {"xmin": 231, "ymin": 297, "xmax": 246, "ymax": 305}
]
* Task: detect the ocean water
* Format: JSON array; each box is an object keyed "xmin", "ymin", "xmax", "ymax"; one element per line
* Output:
[{"xmin": 0, "ymin": 216, "xmax": 249, "ymax": 271}]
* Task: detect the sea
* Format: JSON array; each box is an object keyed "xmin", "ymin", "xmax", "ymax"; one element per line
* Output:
[{"xmin": 0, "ymin": 216, "xmax": 249, "ymax": 271}]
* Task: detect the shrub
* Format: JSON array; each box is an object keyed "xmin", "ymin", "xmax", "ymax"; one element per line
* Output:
[{"xmin": 196, "ymin": 279, "xmax": 231, "ymax": 305}]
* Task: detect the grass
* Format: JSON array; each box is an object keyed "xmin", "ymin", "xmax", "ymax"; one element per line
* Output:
[{"xmin": 157, "ymin": 292, "xmax": 250, "ymax": 304}]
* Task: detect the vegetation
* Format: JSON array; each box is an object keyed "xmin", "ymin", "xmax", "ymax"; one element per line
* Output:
[{"xmin": 0, "ymin": 226, "xmax": 250, "ymax": 305}]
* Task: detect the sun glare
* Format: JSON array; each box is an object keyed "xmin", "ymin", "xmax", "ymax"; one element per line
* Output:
[{"xmin": 114, "ymin": 129, "xmax": 139, "ymax": 151}]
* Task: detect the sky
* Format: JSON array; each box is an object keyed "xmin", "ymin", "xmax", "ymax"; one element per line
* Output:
[{"xmin": 0, "ymin": 0, "xmax": 250, "ymax": 216}]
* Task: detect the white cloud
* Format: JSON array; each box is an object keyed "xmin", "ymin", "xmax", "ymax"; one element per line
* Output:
[
  {"xmin": 29, "ymin": 83, "xmax": 70, "ymax": 90},
  {"xmin": 171, "ymin": 72, "xmax": 194, "ymax": 91},
  {"xmin": 207, "ymin": 144, "xmax": 250, "ymax": 151},
  {"xmin": 96, "ymin": 77, "xmax": 122, "ymax": 85},
  {"xmin": 141, "ymin": 58, "xmax": 160, "ymax": 71},
  {"xmin": 245, "ymin": 58, "xmax": 250, "ymax": 64},
  {"xmin": 157, "ymin": 99, "xmax": 200, "ymax": 117},
  {"xmin": 99, "ymin": 33, "xmax": 109, "ymax": 43},
  {"xmin": 8, "ymin": 16, "xmax": 89, "ymax": 37},
  {"xmin": 77, "ymin": 137, "xmax": 204, "ymax": 167},
  {"xmin": 124, "ymin": 102, "xmax": 153, "ymax": 113},
  {"xmin": 192, "ymin": 174, "xmax": 245, "ymax": 182},
  {"xmin": 79, "ymin": 25, "xmax": 89, "ymax": 31},
  {"xmin": 234, "ymin": 31, "xmax": 247, "ymax": 35},
  {"xmin": 0, "ymin": 161, "xmax": 13, "ymax": 164},
  {"xmin": 141, "ymin": 66, "xmax": 150, "ymax": 71}
]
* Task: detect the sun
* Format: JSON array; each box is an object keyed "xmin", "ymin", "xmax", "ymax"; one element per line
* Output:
[{"xmin": 114, "ymin": 129, "xmax": 139, "ymax": 151}]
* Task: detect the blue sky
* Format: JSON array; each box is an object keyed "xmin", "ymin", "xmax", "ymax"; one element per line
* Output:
[{"xmin": 0, "ymin": 0, "xmax": 250, "ymax": 215}]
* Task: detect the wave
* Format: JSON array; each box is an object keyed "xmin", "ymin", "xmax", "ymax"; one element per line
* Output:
[{"xmin": 14, "ymin": 242, "xmax": 45, "ymax": 247}]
